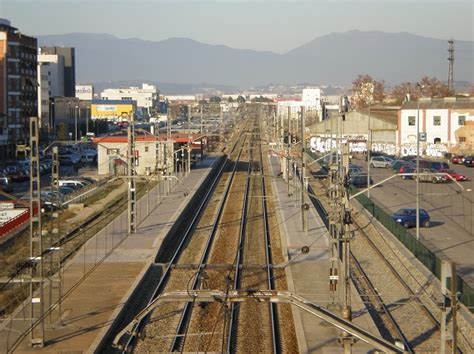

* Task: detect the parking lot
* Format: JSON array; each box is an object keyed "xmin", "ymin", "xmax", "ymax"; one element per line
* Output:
[{"xmin": 350, "ymin": 155, "xmax": 474, "ymax": 285}]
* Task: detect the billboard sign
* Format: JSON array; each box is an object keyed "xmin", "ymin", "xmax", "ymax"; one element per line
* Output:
[{"xmin": 75, "ymin": 85, "xmax": 94, "ymax": 100}]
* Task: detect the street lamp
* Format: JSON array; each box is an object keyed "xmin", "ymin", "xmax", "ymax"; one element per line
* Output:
[
  {"xmin": 415, "ymin": 84, "xmax": 425, "ymax": 241},
  {"xmin": 359, "ymin": 82, "xmax": 374, "ymax": 198},
  {"xmin": 74, "ymin": 105, "xmax": 79, "ymax": 144}
]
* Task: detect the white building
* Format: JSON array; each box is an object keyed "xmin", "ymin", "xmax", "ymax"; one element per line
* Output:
[
  {"xmin": 166, "ymin": 95, "xmax": 196, "ymax": 102},
  {"xmin": 277, "ymin": 87, "xmax": 323, "ymax": 121},
  {"xmin": 37, "ymin": 62, "xmax": 49, "ymax": 129},
  {"xmin": 398, "ymin": 97, "xmax": 474, "ymax": 156},
  {"xmin": 38, "ymin": 52, "xmax": 65, "ymax": 97},
  {"xmin": 302, "ymin": 87, "xmax": 321, "ymax": 110},
  {"xmin": 94, "ymin": 134, "xmax": 174, "ymax": 176},
  {"xmin": 76, "ymin": 85, "xmax": 94, "ymax": 100},
  {"xmin": 101, "ymin": 83, "xmax": 159, "ymax": 117},
  {"xmin": 276, "ymin": 99, "xmax": 303, "ymax": 120}
]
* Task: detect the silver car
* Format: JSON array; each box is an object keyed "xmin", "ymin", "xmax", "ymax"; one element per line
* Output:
[{"xmin": 369, "ymin": 156, "xmax": 393, "ymax": 168}]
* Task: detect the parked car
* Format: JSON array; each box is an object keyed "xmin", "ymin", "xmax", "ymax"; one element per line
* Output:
[
  {"xmin": 464, "ymin": 156, "xmax": 474, "ymax": 167},
  {"xmin": 0, "ymin": 176, "xmax": 13, "ymax": 193},
  {"xmin": 418, "ymin": 160, "xmax": 450, "ymax": 171},
  {"xmin": 391, "ymin": 160, "xmax": 412, "ymax": 173},
  {"xmin": 399, "ymin": 163, "xmax": 415, "ymax": 174},
  {"xmin": 401, "ymin": 156, "xmax": 417, "ymax": 162},
  {"xmin": 450, "ymin": 155, "xmax": 465, "ymax": 164},
  {"xmin": 417, "ymin": 168, "xmax": 450, "ymax": 183},
  {"xmin": 391, "ymin": 208, "xmax": 430, "ymax": 228},
  {"xmin": 369, "ymin": 156, "xmax": 393, "ymax": 168},
  {"xmin": 350, "ymin": 174, "xmax": 373, "ymax": 188},
  {"xmin": 441, "ymin": 169, "xmax": 469, "ymax": 182},
  {"xmin": 58, "ymin": 180, "xmax": 88, "ymax": 189},
  {"xmin": 400, "ymin": 165, "xmax": 416, "ymax": 179},
  {"xmin": 348, "ymin": 165, "xmax": 362, "ymax": 177},
  {"xmin": 58, "ymin": 186, "xmax": 76, "ymax": 195}
]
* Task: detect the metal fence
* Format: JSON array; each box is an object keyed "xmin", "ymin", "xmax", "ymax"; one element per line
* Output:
[{"xmin": 305, "ymin": 149, "xmax": 474, "ymax": 312}]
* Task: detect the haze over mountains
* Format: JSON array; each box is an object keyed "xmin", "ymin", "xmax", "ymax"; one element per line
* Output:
[{"xmin": 38, "ymin": 30, "xmax": 473, "ymax": 89}]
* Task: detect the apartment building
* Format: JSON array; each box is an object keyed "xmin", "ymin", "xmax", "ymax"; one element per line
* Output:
[{"xmin": 0, "ymin": 19, "xmax": 37, "ymax": 158}]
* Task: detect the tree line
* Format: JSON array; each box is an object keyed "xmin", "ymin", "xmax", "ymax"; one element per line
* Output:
[{"xmin": 351, "ymin": 74, "xmax": 458, "ymax": 108}]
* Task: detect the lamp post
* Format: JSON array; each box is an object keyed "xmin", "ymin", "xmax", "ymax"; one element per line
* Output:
[
  {"xmin": 74, "ymin": 105, "xmax": 78, "ymax": 144},
  {"xmin": 406, "ymin": 84, "xmax": 424, "ymax": 241},
  {"xmin": 361, "ymin": 82, "xmax": 374, "ymax": 198},
  {"xmin": 415, "ymin": 85, "xmax": 424, "ymax": 241}
]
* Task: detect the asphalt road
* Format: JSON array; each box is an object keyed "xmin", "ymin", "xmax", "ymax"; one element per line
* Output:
[{"xmin": 350, "ymin": 156, "xmax": 474, "ymax": 286}]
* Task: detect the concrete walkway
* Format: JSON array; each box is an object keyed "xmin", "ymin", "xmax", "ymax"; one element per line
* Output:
[
  {"xmin": 0, "ymin": 156, "xmax": 219, "ymax": 353},
  {"xmin": 268, "ymin": 156, "xmax": 379, "ymax": 353}
]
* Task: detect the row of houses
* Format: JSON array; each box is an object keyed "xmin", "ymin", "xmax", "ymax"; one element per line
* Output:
[{"xmin": 307, "ymin": 97, "xmax": 473, "ymax": 156}]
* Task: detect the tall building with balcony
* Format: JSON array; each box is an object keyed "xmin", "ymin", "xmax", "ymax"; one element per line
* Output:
[{"xmin": 0, "ymin": 19, "xmax": 37, "ymax": 158}]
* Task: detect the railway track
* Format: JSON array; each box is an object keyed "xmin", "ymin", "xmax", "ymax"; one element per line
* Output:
[
  {"xmin": 305, "ymin": 161, "xmax": 444, "ymax": 352},
  {"xmin": 119, "ymin": 122, "xmax": 249, "ymax": 351},
  {"xmin": 117, "ymin": 113, "xmax": 297, "ymax": 353}
]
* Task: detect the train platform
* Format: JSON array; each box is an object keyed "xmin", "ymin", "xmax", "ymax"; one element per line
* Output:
[
  {"xmin": 0, "ymin": 156, "xmax": 220, "ymax": 353},
  {"xmin": 268, "ymin": 156, "xmax": 380, "ymax": 353}
]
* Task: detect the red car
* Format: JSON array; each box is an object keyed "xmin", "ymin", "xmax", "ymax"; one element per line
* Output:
[
  {"xmin": 441, "ymin": 169, "xmax": 469, "ymax": 182},
  {"xmin": 450, "ymin": 155, "xmax": 465, "ymax": 164},
  {"xmin": 399, "ymin": 163, "xmax": 415, "ymax": 174}
]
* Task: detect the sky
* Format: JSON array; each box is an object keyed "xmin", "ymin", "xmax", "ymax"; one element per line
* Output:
[{"xmin": 1, "ymin": 0, "xmax": 473, "ymax": 53}]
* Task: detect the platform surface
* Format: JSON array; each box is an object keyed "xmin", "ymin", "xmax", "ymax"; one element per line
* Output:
[
  {"xmin": 0, "ymin": 157, "xmax": 219, "ymax": 353},
  {"xmin": 268, "ymin": 155, "xmax": 380, "ymax": 353}
]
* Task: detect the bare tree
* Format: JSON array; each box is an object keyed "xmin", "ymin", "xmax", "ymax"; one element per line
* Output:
[
  {"xmin": 391, "ymin": 77, "xmax": 454, "ymax": 103},
  {"xmin": 351, "ymin": 74, "xmax": 385, "ymax": 108}
]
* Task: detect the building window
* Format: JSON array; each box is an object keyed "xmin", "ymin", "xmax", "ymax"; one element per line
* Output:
[
  {"xmin": 144, "ymin": 146, "xmax": 149, "ymax": 152},
  {"xmin": 408, "ymin": 116, "xmax": 416, "ymax": 126},
  {"xmin": 458, "ymin": 116, "xmax": 466, "ymax": 125},
  {"xmin": 459, "ymin": 137, "xmax": 466, "ymax": 143},
  {"xmin": 433, "ymin": 116, "xmax": 441, "ymax": 126}
]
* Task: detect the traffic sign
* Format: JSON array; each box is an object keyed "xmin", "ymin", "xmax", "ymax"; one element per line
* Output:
[{"xmin": 419, "ymin": 132, "xmax": 427, "ymax": 142}]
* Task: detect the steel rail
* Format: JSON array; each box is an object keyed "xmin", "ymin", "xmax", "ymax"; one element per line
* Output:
[
  {"xmin": 169, "ymin": 132, "xmax": 249, "ymax": 351},
  {"xmin": 349, "ymin": 251, "xmax": 412, "ymax": 352},
  {"xmin": 226, "ymin": 131, "xmax": 253, "ymax": 353},
  {"xmin": 259, "ymin": 128, "xmax": 281, "ymax": 354},
  {"xmin": 120, "ymin": 131, "xmax": 247, "ymax": 352}
]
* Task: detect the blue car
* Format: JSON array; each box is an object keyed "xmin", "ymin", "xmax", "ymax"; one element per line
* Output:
[{"xmin": 391, "ymin": 208, "xmax": 430, "ymax": 228}]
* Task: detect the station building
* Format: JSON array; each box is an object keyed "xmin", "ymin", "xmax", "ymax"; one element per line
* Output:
[
  {"xmin": 94, "ymin": 133, "xmax": 205, "ymax": 176},
  {"xmin": 399, "ymin": 97, "xmax": 474, "ymax": 156}
]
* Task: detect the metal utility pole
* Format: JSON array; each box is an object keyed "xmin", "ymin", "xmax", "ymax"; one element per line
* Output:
[
  {"xmin": 29, "ymin": 117, "xmax": 44, "ymax": 347},
  {"xmin": 448, "ymin": 39, "xmax": 454, "ymax": 92},
  {"xmin": 127, "ymin": 112, "xmax": 137, "ymax": 234},
  {"xmin": 86, "ymin": 106, "xmax": 89, "ymax": 134},
  {"xmin": 200, "ymin": 105, "xmax": 203, "ymax": 134},
  {"xmin": 187, "ymin": 105, "xmax": 191, "ymax": 176},
  {"xmin": 74, "ymin": 105, "xmax": 78, "ymax": 144},
  {"xmin": 340, "ymin": 143, "xmax": 354, "ymax": 353},
  {"xmin": 416, "ymin": 95, "xmax": 421, "ymax": 241},
  {"xmin": 367, "ymin": 99, "xmax": 372, "ymax": 198},
  {"xmin": 287, "ymin": 107, "xmax": 292, "ymax": 197},
  {"xmin": 440, "ymin": 261, "xmax": 458, "ymax": 354},
  {"xmin": 50, "ymin": 146, "xmax": 62, "ymax": 324},
  {"xmin": 300, "ymin": 107, "xmax": 308, "ymax": 232}
]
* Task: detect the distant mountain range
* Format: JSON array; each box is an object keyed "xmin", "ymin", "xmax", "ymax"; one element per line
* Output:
[{"xmin": 38, "ymin": 30, "xmax": 473, "ymax": 90}]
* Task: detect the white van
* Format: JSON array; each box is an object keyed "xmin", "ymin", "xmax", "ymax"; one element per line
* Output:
[{"xmin": 58, "ymin": 180, "xmax": 88, "ymax": 189}]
